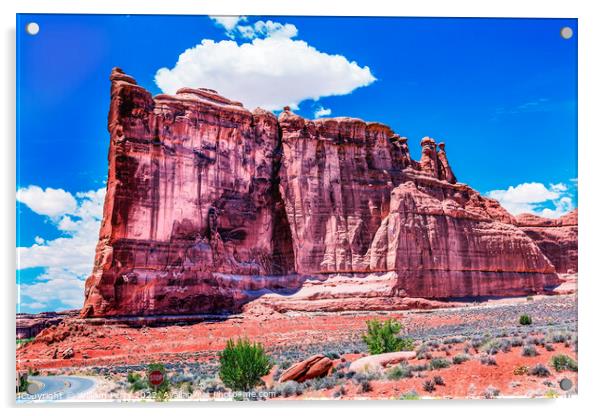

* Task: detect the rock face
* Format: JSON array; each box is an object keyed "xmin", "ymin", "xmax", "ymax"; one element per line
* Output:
[
  {"xmin": 81, "ymin": 68, "xmax": 565, "ymax": 317},
  {"xmin": 278, "ymin": 354, "xmax": 333, "ymax": 383},
  {"xmin": 516, "ymin": 210, "xmax": 578, "ymax": 273},
  {"xmin": 16, "ymin": 311, "xmax": 77, "ymax": 339}
]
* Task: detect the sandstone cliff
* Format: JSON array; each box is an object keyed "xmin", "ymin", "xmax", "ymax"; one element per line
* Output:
[
  {"xmin": 81, "ymin": 68, "xmax": 563, "ymax": 317},
  {"xmin": 516, "ymin": 210, "xmax": 578, "ymax": 273}
]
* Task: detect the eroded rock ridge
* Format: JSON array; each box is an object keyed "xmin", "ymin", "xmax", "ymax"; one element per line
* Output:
[{"xmin": 81, "ymin": 68, "xmax": 565, "ymax": 317}]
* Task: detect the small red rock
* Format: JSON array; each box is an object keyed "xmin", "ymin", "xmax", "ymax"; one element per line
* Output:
[{"xmin": 278, "ymin": 354, "xmax": 333, "ymax": 383}]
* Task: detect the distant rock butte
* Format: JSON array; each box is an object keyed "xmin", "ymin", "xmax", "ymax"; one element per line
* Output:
[
  {"xmin": 516, "ymin": 210, "xmax": 578, "ymax": 274},
  {"xmin": 81, "ymin": 68, "xmax": 568, "ymax": 317}
]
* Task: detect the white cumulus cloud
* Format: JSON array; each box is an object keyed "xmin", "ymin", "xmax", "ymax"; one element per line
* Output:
[
  {"xmin": 17, "ymin": 186, "xmax": 106, "ymax": 311},
  {"xmin": 17, "ymin": 185, "xmax": 77, "ymax": 218},
  {"xmin": 155, "ymin": 37, "xmax": 376, "ymax": 111},
  {"xmin": 486, "ymin": 182, "xmax": 575, "ymax": 219}
]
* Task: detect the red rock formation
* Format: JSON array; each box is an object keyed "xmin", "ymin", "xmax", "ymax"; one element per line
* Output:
[
  {"xmin": 83, "ymin": 68, "xmax": 297, "ymax": 317},
  {"xmin": 278, "ymin": 354, "xmax": 333, "ymax": 383},
  {"xmin": 81, "ymin": 68, "xmax": 563, "ymax": 317},
  {"xmin": 516, "ymin": 210, "xmax": 578, "ymax": 273}
]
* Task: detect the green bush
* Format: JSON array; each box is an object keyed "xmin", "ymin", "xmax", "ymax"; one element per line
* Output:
[
  {"xmin": 362, "ymin": 318, "xmax": 414, "ymax": 355},
  {"xmin": 387, "ymin": 364, "xmax": 413, "ymax": 380},
  {"xmin": 219, "ymin": 338, "xmax": 272, "ymax": 391},
  {"xmin": 429, "ymin": 357, "xmax": 451, "ymax": 369},
  {"xmin": 550, "ymin": 354, "xmax": 578, "ymax": 372},
  {"xmin": 519, "ymin": 314, "xmax": 533, "ymax": 325},
  {"xmin": 452, "ymin": 354, "xmax": 470, "ymax": 365}
]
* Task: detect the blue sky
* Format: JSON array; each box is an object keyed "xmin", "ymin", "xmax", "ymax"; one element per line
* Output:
[{"xmin": 16, "ymin": 14, "xmax": 577, "ymax": 313}]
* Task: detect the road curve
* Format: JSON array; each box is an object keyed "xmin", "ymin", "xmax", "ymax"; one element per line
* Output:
[{"xmin": 17, "ymin": 376, "xmax": 96, "ymax": 403}]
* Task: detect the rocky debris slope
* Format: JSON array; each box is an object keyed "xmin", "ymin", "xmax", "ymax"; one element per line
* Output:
[
  {"xmin": 516, "ymin": 210, "xmax": 578, "ymax": 273},
  {"xmin": 16, "ymin": 311, "xmax": 78, "ymax": 339},
  {"xmin": 81, "ymin": 68, "xmax": 565, "ymax": 317}
]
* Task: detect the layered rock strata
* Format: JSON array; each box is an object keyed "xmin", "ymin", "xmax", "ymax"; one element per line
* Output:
[
  {"xmin": 81, "ymin": 68, "xmax": 563, "ymax": 317},
  {"xmin": 516, "ymin": 210, "xmax": 578, "ymax": 273}
]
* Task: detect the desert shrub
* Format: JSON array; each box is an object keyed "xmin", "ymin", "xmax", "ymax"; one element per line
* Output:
[
  {"xmin": 429, "ymin": 357, "xmax": 451, "ymax": 370},
  {"xmin": 550, "ymin": 354, "xmax": 578, "ymax": 372},
  {"xmin": 202, "ymin": 379, "xmax": 226, "ymax": 394},
  {"xmin": 480, "ymin": 355, "xmax": 497, "ymax": 366},
  {"xmin": 325, "ymin": 351, "xmax": 340, "ymax": 360},
  {"xmin": 453, "ymin": 354, "xmax": 470, "ymax": 365},
  {"xmin": 416, "ymin": 344, "xmax": 430, "ymax": 360},
  {"xmin": 499, "ymin": 339, "xmax": 512, "ymax": 353},
  {"xmin": 522, "ymin": 345, "xmax": 539, "ymax": 357},
  {"xmin": 387, "ymin": 364, "xmax": 413, "ymax": 380},
  {"xmin": 352, "ymin": 371, "xmax": 379, "ymax": 384},
  {"xmin": 510, "ymin": 337, "xmax": 524, "ymax": 347},
  {"xmin": 219, "ymin": 338, "xmax": 271, "ymax": 392},
  {"xmin": 548, "ymin": 332, "xmax": 569, "ymax": 344},
  {"xmin": 513, "ymin": 365, "xmax": 529, "ymax": 375},
  {"xmin": 126, "ymin": 371, "xmax": 148, "ymax": 393},
  {"xmin": 423, "ymin": 379, "xmax": 436, "ymax": 392},
  {"xmin": 483, "ymin": 339, "xmax": 502, "ymax": 355},
  {"xmin": 305, "ymin": 375, "xmax": 337, "ymax": 391},
  {"xmin": 484, "ymin": 386, "xmax": 500, "ymax": 399},
  {"xmin": 545, "ymin": 344, "xmax": 555, "ymax": 352},
  {"xmin": 275, "ymin": 381, "xmax": 303, "ymax": 397},
  {"xmin": 433, "ymin": 375, "xmax": 445, "ymax": 386},
  {"xmin": 427, "ymin": 340, "xmax": 441, "ymax": 348},
  {"xmin": 470, "ymin": 335, "xmax": 490, "ymax": 351},
  {"xmin": 529, "ymin": 364, "xmax": 551, "ymax": 377},
  {"xmin": 332, "ymin": 385, "xmax": 346, "ymax": 398},
  {"xmin": 519, "ymin": 314, "xmax": 533, "ymax": 325},
  {"xmin": 399, "ymin": 390, "xmax": 420, "ymax": 400},
  {"xmin": 408, "ymin": 363, "xmax": 428, "ymax": 372},
  {"xmin": 443, "ymin": 336, "xmax": 465, "ymax": 345},
  {"xmin": 359, "ymin": 380, "xmax": 372, "ymax": 393},
  {"xmin": 362, "ymin": 319, "xmax": 414, "ymax": 354},
  {"xmin": 333, "ymin": 370, "xmax": 345, "ymax": 380}
]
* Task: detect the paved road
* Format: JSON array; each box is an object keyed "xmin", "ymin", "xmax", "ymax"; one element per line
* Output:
[{"xmin": 17, "ymin": 376, "xmax": 96, "ymax": 403}]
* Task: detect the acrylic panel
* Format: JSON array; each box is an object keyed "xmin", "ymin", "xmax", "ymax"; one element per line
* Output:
[{"xmin": 16, "ymin": 14, "xmax": 578, "ymax": 402}]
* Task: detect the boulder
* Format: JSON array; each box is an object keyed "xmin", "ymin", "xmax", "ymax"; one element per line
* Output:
[
  {"xmin": 349, "ymin": 351, "xmax": 417, "ymax": 374},
  {"xmin": 278, "ymin": 354, "xmax": 333, "ymax": 383}
]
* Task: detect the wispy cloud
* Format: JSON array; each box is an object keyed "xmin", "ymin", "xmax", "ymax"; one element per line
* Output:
[
  {"xmin": 210, "ymin": 16, "xmax": 298, "ymax": 40},
  {"xmin": 314, "ymin": 106, "xmax": 332, "ymax": 118},
  {"xmin": 492, "ymin": 98, "xmax": 576, "ymax": 121}
]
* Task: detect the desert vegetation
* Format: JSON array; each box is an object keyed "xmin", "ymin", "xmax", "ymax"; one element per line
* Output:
[{"xmin": 362, "ymin": 318, "xmax": 414, "ymax": 354}]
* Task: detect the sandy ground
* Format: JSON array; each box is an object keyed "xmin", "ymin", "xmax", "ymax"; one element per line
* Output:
[{"xmin": 16, "ymin": 293, "xmax": 577, "ymax": 400}]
